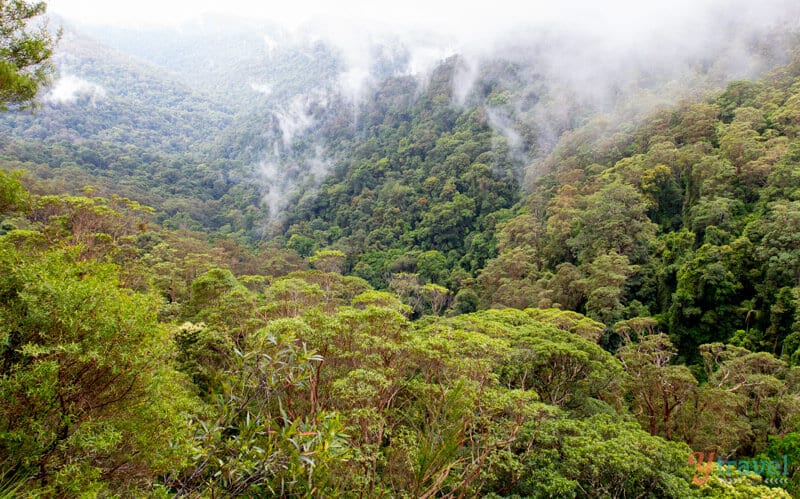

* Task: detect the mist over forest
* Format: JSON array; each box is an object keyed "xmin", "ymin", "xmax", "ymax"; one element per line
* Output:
[
  {"xmin": 2, "ymin": 0, "xmax": 800, "ymax": 496},
  {"xmin": 30, "ymin": 1, "xmax": 800, "ymax": 222}
]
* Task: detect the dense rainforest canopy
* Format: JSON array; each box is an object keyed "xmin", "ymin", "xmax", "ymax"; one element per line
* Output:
[{"xmin": 0, "ymin": 2, "xmax": 800, "ymax": 497}]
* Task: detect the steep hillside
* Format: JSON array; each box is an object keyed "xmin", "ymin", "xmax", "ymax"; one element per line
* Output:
[
  {"xmin": 481, "ymin": 54, "xmax": 800, "ymax": 364},
  {"xmin": 0, "ymin": 24, "xmax": 268, "ymax": 238}
]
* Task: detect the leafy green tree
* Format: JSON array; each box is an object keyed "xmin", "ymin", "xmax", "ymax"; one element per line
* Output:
[
  {"xmin": 538, "ymin": 262, "xmax": 585, "ymax": 311},
  {"xmin": 476, "ymin": 246, "xmax": 539, "ymax": 309},
  {"xmin": 698, "ymin": 343, "xmax": 799, "ymax": 456},
  {"xmin": 496, "ymin": 211, "xmax": 547, "ymax": 272},
  {"xmin": 0, "ymin": 245, "xmax": 193, "ymax": 493},
  {"xmin": 772, "ymin": 93, "xmax": 800, "ymax": 139},
  {"xmin": 527, "ymin": 308, "xmax": 606, "ymax": 342},
  {"xmin": 689, "ymin": 197, "xmax": 744, "ymax": 242},
  {"xmin": 286, "ymin": 233, "xmax": 316, "ymax": 257},
  {"xmin": 544, "ymin": 183, "xmax": 580, "ymax": 264},
  {"xmin": 719, "ymin": 122, "xmax": 766, "ymax": 176},
  {"xmin": 352, "ymin": 289, "xmax": 411, "ymax": 314},
  {"xmin": 417, "ymin": 193, "xmax": 476, "ymax": 251},
  {"xmin": 168, "ymin": 328, "xmax": 348, "ymax": 497},
  {"xmin": 0, "ymin": 0, "xmax": 57, "ymax": 109},
  {"xmin": 580, "ymin": 250, "xmax": 637, "ymax": 324},
  {"xmin": 677, "ymin": 102, "xmax": 719, "ymax": 144},
  {"xmin": 309, "ymin": 249, "xmax": 346, "ymax": 274},
  {"xmin": 640, "ymin": 164, "xmax": 683, "ymax": 230},
  {"xmin": 448, "ymin": 286, "xmax": 476, "ymax": 314},
  {"xmin": 422, "ymin": 283, "xmax": 451, "ymax": 316},
  {"xmin": 618, "ymin": 334, "xmax": 698, "ymax": 439},
  {"xmin": 263, "ymin": 277, "xmax": 324, "ymax": 318},
  {"xmin": 749, "ymin": 201, "xmax": 800, "ymax": 288},
  {"xmin": 670, "ymin": 243, "xmax": 746, "ymax": 357},
  {"xmin": 568, "ymin": 180, "xmax": 657, "ymax": 264},
  {"xmin": 173, "ymin": 321, "xmax": 233, "ymax": 398},
  {"xmin": 496, "ymin": 320, "xmax": 624, "ymax": 410},
  {"xmin": 0, "ymin": 170, "xmax": 27, "ymax": 214},
  {"xmin": 505, "ymin": 415, "xmax": 695, "ymax": 498},
  {"xmin": 187, "ymin": 267, "xmax": 241, "ymax": 316},
  {"xmin": 416, "ymin": 249, "xmax": 448, "ymax": 285}
]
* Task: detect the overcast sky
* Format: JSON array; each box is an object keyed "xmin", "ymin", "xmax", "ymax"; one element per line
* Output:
[
  {"xmin": 47, "ymin": 0, "xmax": 550, "ymax": 29},
  {"xmin": 44, "ymin": 0, "xmax": 749, "ymax": 34},
  {"xmin": 45, "ymin": 0, "xmax": 800, "ymax": 65}
]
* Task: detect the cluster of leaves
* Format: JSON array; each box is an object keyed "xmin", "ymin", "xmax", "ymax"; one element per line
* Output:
[
  {"xmin": 0, "ymin": 138, "xmax": 265, "ymax": 239},
  {"xmin": 0, "ymin": 170, "xmax": 301, "ymax": 494}
]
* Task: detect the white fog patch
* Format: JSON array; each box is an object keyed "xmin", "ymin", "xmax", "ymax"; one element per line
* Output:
[
  {"xmin": 254, "ymin": 0, "xmax": 800, "ymax": 217},
  {"xmin": 249, "ymin": 82, "xmax": 273, "ymax": 95},
  {"xmin": 337, "ymin": 68, "xmax": 372, "ymax": 103},
  {"xmin": 260, "ymin": 158, "xmax": 286, "ymax": 218},
  {"xmin": 259, "ymin": 145, "xmax": 332, "ymax": 220},
  {"xmin": 487, "ymin": 108, "xmax": 523, "ymax": 150},
  {"xmin": 257, "ymin": 87, "xmax": 338, "ymax": 220},
  {"xmin": 405, "ymin": 44, "xmax": 456, "ymax": 79},
  {"xmin": 273, "ymin": 90, "xmax": 329, "ymax": 147},
  {"xmin": 452, "ymin": 57, "xmax": 479, "ymax": 106},
  {"xmin": 262, "ymin": 34, "xmax": 278, "ymax": 53},
  {"xmin": 433, "ymin": 0, "xmax": 800, "ymax": 167},
  {"xmin": 53, "ymin": 0, "xmax": 800, "ymax": 220},
  {"xmin": 45, "ymin": 75, "xmax": 107, "ymax": 105}
]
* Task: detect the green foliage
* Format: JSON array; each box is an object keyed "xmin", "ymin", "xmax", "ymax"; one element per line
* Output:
[
  {"xmin": 481, "ymin": 53, "xmax": 800, "ymax": 365},
  {"xmin": 1, "ymin": 170, "xmax": 796, "ymax": 496},
  {"xmin": 188, "ymin": 267, "xmax": 241, "ymax": 314},
  {"xmin": 0, "ymin": 244, "xmax": 194, "ymax": 494},
  {"xmin": 308, "ymin": 249, "xmax": 346, "ymax": 273},
  {"xmin": 0, "ymin": 170, "xmax": 27, "ymax": 215},
  {"xmin": 280, "ymin": 65, "xmax": 520, "ymax": 288},
  {"xmin": 0, "ymin": 0, "xmax": 56, "ymax": 110},
  {"xmin": 173, "ymin": 322, "xmax": 233, "ymax": 399},
  {"xmin": 168, "ymin": 331, "xmax": 349, "ymax": 497},
  {"xmin": 352, "ymin": 289, "xmax": 410, "ymax": 314},
  {"xmin": 568, "ymin": 180, "xmax": 657, "ymax": 264},
  {"xmin": 619, "ymin": 334, "xmax": 698, "ymax": 439},
  {"xmin": 495, "ymin": 415, "xmax": 695, "ymax": 498}
]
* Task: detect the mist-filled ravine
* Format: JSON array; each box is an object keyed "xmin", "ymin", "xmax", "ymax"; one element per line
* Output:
[{"xmin": 2, "ymin": 0, "xmax": 800, "ymax": 496}]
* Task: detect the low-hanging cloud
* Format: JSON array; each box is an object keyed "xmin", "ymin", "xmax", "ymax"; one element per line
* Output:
[
  {"xmin": 273, "ymin": 90, "xmax": 330, "ymax": 147},
  {"xmin": 256, "ymin": 89, "xmax": 340, "ymax": 221},
  {"xmin": 50, "ymin": 0, "xmax": 800, "ymax": 220},
  {"xmin": 45, "ymin": 75, "xmax": 107, "ymax": 105},
  {"xmin": 262, "ymin": 0, "xmax": 800, "ymax": 215},
  {"xmin": 288, "ymin": 0, "xmax": 800, "ymax": 143},
  {"xmin": 249, "ymin": 82, "xmax": 273, "ymax": 96}
]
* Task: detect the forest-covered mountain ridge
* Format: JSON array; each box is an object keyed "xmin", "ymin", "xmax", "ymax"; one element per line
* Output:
[{"xmin": 3, "ymin": 12, "xmax": 799, "ymax": 239}]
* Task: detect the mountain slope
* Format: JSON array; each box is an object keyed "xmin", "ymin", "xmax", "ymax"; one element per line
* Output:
[{"xmin": 480, "ymin": 54, "xmax": 800, "ymax": 363}]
